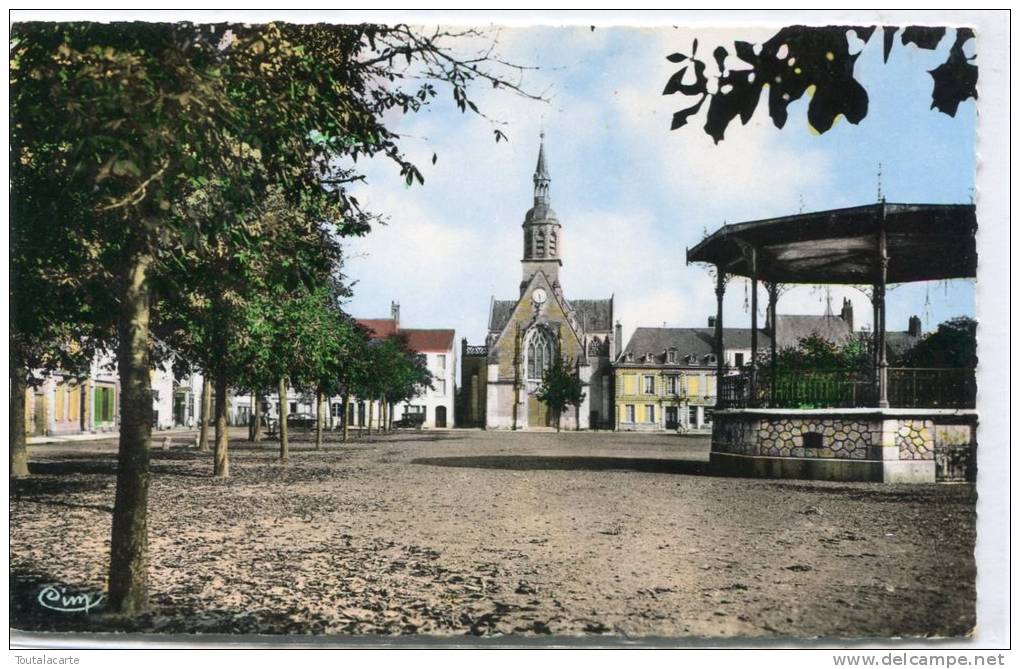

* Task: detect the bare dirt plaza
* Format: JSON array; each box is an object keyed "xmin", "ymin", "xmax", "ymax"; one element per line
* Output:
[{"xmin": 10, "ymin": 429, "xmax": 975, "ymax": 639}]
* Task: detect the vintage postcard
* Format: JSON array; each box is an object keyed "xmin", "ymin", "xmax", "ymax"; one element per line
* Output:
[{"xmin": 7, "ymin": 9, "xmax": 1010, "ymax": 655}]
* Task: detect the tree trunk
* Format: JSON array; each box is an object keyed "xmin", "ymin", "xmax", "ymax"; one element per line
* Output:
[
  {"xmin": 197, "ymin": 376, "xmax": 211, "ymax": 452},
  {"xmin": 108, "ymin": 248, "xmax": 153, "ymax": 615},
  {"xmin": 10, "ymin": 367, "xmax": 29, "ymax": 478},
  {"xmin": 278, "ymin": 376, "xmax": 289, "ymax": 463},
  {"xmin": 379, "ymin": 397, "xmax": 386, "ymax": 433},
  {"xmin": 253, "ymin": 394, "xmax": 262, "ymax": 443},
  {"xmin": 248, "ymin": 392, "xmax": 256, "ymax": 441},
  {"xmin": 367, "ymin": 399, "xmax": 374, "ymax": 437},
  {"xmin": 213, "ymin": 370, "xmax": 229, "ymax": 478},
  {"xmin": 341, "ymin": 392, "xmax": 350, "ymax": 443},
  {"xmin": 388, "ymin": 402, "xmax": 394, "ymax": 431},
  {"xmin": 315, "ymin": 389, "xmax": 324, "ymax": 449},
  {"xmin": 556, "ymin": 408, "xmax": 562, "ymax": 432}
]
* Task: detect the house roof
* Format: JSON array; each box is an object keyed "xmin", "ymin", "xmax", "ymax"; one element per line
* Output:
[
  {"xmin": 774, "ymin": 314, "xmax": 852, "ymax": 350},
  {"xmin": 488, "ymin": 297, "xmax": 613, "ymax": 333},
  {"xmin": 885, "ymin": 331, "xmax": 922, "ymax": 360},
  {"xmin": 399, "ymin": 329, "xmax": 456, "ymax": 353},
  {"xmin": 357, "ymin": 318, "xmax": 398, "ymax": 339},
  {"xmin": 619, "ymin": 327, "xmax": 772, "ymax": 366},
  {"xmin": 356, "ymin": 318, "xmax": 454, "ymax": 353}
]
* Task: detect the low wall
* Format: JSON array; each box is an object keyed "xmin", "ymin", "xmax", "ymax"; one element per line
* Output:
[{"xmin": 711, "ymin": 408, "xmax": 977, "ymax": 483}]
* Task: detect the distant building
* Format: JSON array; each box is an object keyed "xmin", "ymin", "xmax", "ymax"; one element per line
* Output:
[
  {"xmin": 354, "ymin": 301, "xmax": 457, "ymax": 429},
  {"xmin": 614, "ymin": 326, "xmax": 771, "ymax": 432},
  {"xmin": 460, "ymin": 135, "xmax": 617, "ymax": 430}
]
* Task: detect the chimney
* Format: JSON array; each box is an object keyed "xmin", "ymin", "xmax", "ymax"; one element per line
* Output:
[
  {"xmin": 614, "ymin": 320, "xmax": 623, "ymax": 355},
  {"xmin": 908, "ymin": 315, "xmax": 922, "ymax": 338},
  {"xmin": 708, "ymin": 316, "xmax": 716, "ymax": 328},
  {"xmin": 391, "ymin": 300, "xmax": 400, "ymax": 330},
  {"xmin": 840, "ymin": 297, "xmax": 854, "ymax": 332}
]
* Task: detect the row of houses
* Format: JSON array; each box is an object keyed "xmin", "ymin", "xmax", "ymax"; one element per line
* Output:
[{"xmin": 23, "ymin": 301, "xmax": 459, "ymax": 439}]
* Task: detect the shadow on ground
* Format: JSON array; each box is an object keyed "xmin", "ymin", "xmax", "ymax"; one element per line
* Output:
[{"xmin": 410, "ymin": 454, "xmax": 713, "ymax": 476}]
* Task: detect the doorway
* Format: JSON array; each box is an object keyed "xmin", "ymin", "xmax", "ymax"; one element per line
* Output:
[{"xmin": 435, "ymin": 406, "xmax": 447, "ymax": 428}]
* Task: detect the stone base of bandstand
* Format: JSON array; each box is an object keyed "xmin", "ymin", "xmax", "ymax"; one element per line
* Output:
[{"xmin": 710, "ymin": 408, "xmax": 977, "ymax": 484}]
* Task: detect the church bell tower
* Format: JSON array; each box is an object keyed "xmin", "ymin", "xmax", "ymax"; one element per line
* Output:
[{"xmin": 520, "ymin": 133, "xmax": 563, "ymax": 295}]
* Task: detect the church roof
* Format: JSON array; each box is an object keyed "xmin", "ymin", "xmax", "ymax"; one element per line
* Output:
[
  {"xmin": 488, "ymin": 297, "xmax": 614, "ymax": 333},
  {"xmin": 524, "ymin": 202, "xmax": 558, "ymax": 224},
  {"xmin": 567, "ymin": 299, "xmax": 614, "ymax": 331},
  {"xmin": 536, "ymin": 137, "xmax": 549, "ymax": 179}
]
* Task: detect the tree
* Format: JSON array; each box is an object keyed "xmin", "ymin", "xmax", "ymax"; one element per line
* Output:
[
  {"xmin": 376, "ymin": 336, "xmax": 434, "ymax": 426},
  {"xmin": 664, "ymin": 25, "xmax": 977, "ymax": 142},
  {"xmin": 535, "ymin": 353, "xmax": 586, "ymax": 432},
  {"xmin": 11, "ymin": 21, "xmax": 539, "ymax": 615},
  {"xmin": 902, "ymin": 316, "xmax": 976, "ymax": 368},
  {"xmin": 769, "ymin": 333, "xmax": 872, "ymax": 372}
]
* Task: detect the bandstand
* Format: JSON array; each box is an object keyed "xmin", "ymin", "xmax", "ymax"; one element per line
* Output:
[{"xmin": 686, "ymin": 202, "xmax": 977, "ymax": 483}]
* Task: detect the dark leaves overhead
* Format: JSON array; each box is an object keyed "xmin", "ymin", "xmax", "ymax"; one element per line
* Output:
[
  {"xmin": 664, "ymin": 25, "xmax": 978, "ymax": 142},
  {"xmin": 929, "ymin": 28, "xmax": 978, "ymax": 116}
]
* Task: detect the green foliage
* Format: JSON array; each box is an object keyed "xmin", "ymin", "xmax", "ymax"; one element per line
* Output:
[
  {"xmin": 771, "ymin": 333, "xmax": 871, "ymax": 372},
  {"xmin": 535, "ymin": 353, "xmax": 586, "ymax": 429},
  {"xmin": 358, "ymin": 336, "xmax": 433, "ymax": 407},
  {"xmin": 902, "ymin": 316, "xmax": 977, "ymax": 368}
]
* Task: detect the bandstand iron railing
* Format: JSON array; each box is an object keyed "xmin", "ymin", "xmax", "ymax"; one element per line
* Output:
[{"xmin": 718, "ymin": 366, "xmax": 976, "ymax": 410}]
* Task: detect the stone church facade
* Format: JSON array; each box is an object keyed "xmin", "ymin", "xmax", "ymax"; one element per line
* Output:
[{"xmin": 460, "ymin": 137, "xmax": 617, "ymax": 430}]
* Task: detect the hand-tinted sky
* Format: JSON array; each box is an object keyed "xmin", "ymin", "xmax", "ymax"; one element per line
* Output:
[{"xmin": 343, "ymin": 24, "xmax": 976, "ymax": 347}]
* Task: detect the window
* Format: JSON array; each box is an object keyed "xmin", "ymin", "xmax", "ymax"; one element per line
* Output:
[
  {"xmin": 734, "ymin": 352, "xmax": 745, "ymax": 367},
  {"xmin": 643, "ymin": 375, "xmax": 655, "ymax": 394},
  {"xmin": 625, "ymin": 404, "xmax": 635, "ymax": 423},
  {"xmin": 290, "ymin": 402, "xmax": 297, "ymax": 413},
  {"xmin": 527, "ymin": 330, "xmax": 553, "ymax": 380},
  {"xmin": 95, "ymin": 386, "xmax": 115, "ymax": 423},
  {"xmin": 436, "ymin": 379, "xmax": 447, "ymax": 396},
  {"xmin": 687, "ymin": 375, "xmax": 701, "ymax": 397},
  {"xmin": 666, "ymin": 376, "xmax": 678, "ymax": 395},
  {"xmin": 437, "ymin": 354, "xmax": 446, "ymax": 369},
  {"xmin": 705, "ymin": 354, "xmax": 717, "ymax": 365},
  {"xmin": 666, "ymin": 349, "xmax": 677, "ymax": 364},
  {"xmin": 703, "ymin": 408, "xmax": 713, "ymax": 425},
  {"xmin": 688, "ymin": 406, "xmax": 699, "ymax": 426},
  {"xmin": 645, "ymin": 405, "xmax": 655, "ymax": 423}
]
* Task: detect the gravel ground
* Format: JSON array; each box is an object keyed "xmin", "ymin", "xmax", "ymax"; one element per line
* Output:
[{"xmin": 10, "ymin": 428, "xmax": 976, "ymax": 641}]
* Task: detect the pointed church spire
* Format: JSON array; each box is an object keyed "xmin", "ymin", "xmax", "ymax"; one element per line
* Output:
[{"xmin": 533, "ymin": 131, "xmax": 550, "ymax": 204}]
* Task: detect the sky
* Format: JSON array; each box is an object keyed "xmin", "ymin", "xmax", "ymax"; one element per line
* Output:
[{"xmin": 341, "ymin": 24, "xmax": 977, "ymax": 349}]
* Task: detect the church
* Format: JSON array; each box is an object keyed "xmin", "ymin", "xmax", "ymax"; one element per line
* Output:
[{"xmin": 460, "ymin": 136, "xmax": 617, "ymax": 430}]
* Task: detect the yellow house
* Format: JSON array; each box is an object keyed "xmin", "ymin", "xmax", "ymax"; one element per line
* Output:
[{"xmin": 613, "ymin": 326, "xmax": 768, "ymax": 432}]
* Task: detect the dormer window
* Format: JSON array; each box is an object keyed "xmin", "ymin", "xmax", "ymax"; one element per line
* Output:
[
  {"xmin": 705, "ymin": 354, "xmax": 717, "ymax": 365},
  {"xmin": 686, "ymin": 354, "xmax": 698, "ymax": 365},
  {"xmin": 666, "ymin": 348, "xmax": 677, "ymax": 364},
  {"xmin": 625, "ymin": 351, "xmax": 634, "ymax": 363}
]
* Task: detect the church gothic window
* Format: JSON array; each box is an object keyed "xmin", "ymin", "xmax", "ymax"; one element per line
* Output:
[
  {"xmin": 535, "ymin": 229, "xmax": 546, "ymax": 257},
  {"xmin": 527, "ymin": 329, "xmax": 553, "ymax": 380},
  {"xmin": 549, "ymin": 230, "xmax": 557, "ymax": 256}
]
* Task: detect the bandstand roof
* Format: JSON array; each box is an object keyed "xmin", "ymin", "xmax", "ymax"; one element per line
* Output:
[{"xmin": 685, "ymin": 203, "xmax": 977, "ymax": 284}]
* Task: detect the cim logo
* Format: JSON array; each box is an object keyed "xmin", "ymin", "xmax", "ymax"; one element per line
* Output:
[{"xmin": 37, "ymin": 585, "xmax": 105, "ymax": 613}]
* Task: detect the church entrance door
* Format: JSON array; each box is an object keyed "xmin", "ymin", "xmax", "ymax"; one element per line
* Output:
[{"xmin": 527, "ymin": 394, "xmax": 553, "ymax": 429}]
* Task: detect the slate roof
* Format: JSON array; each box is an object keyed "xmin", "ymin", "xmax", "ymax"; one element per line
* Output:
[
  {"xmin": 885, "ymin": 331, "xmax": 922, "ymax": 361},
  {"xmin": 619, "ymin": 327, "xmax": 772, "ymax": 366},
  {"xmin": 488, "ymin": 297, "xmax": 614, "ymax": 333},
  {"xmin": 773, "ymin": 314, "xmax": 852, "ymax": 350}
]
